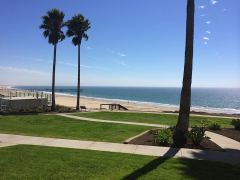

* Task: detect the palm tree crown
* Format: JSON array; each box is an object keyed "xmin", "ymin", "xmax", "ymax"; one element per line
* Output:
[
  {"xmin": 40, "ymin": 9, "xmax": 65, "ymax": 45},
  {"xmin": 66, "ymin": 14, "xmax": 91, "ymax": 45}
]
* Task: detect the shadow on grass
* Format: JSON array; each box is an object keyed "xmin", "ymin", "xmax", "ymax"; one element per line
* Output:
[
  {"xmin": 179, "ymin": 148, "xmax": 240, "ymax": 179},
  {"xmin": 0, "ymin": 112, "xmax": 40, "ymax": 116},
  {"xmin": 189, "ymin": 148, "xmax": 240, "ymax": 164},
  {"xmin": 123, "ymin": 148, "xmax": 240, "ymax": 180},
  {"xmin": 122, "ymin": 148, "xmax": 180, "ymax": 180}
]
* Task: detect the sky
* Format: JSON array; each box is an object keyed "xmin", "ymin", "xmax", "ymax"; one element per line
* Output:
[{"xmin": 0, "ymin": 0, "xmax": 239, "ymax": 87}]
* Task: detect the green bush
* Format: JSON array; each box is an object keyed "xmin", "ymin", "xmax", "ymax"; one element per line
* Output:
[
  {"xmin": 188, "ymin": 126, "xmax": 206, "ymax": 146},
  {"xmin": 231, "ymin": 119, "xmax": 240, "ymax": 130},
  {"xmin": 169, "ymin": 126, "xmax": 176, "ymax": 131},
  {"xmin": 208, "ymin": 122, "xmax": 221, "ymax": 130},
  {"xmin": 55, "ymin": 105, "xmax": 76, "ymax": 113},
  {"xmin": 200, "ymin": 119, "xmax": 209, "ymax": 128},
  {"xmin": 153, "ymin": 128, "xmax": 173, "ymax": 145}
]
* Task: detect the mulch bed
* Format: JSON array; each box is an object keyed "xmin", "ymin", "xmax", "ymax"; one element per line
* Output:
[
  {"xmin": 209, "ymin": 128, "xmax": 240, "ymax": 142},
  {"xmin": 163, "ymin": 111, "xmax": 240, "ymax": 118},
  {"xmin": 128, "ymin": 131, "xmax": 223, "ymax": 151}
]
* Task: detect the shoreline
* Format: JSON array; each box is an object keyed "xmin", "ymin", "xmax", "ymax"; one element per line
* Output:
[
  {"xmin": 1, "ymin": 86, "xmax": 240, "ymax": 116},
  {"xmin": 55, "ymin": 94, "xmax": 179, "ymax": 113},
  {"xmin": 55, "ymin": 93, "xmax": 240, "ymax": 116}
]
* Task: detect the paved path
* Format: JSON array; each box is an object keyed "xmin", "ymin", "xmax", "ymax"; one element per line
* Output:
[
  {"xmin": 0, "ymin": 142, "xmax": 17, "ymax": 148},
  {"xmin": 205, "ymin": 131, "xmax": 240, "ymax": 150},
  {"xmin": 58, "ymin": 114, "xmax": 168, "ymax": 128},
  {"xmin": 58, "ymin": 113, "xmax": 240, "ymax": 151},
  {"xmin": 0, "ymin": 133, "xmax": 239, "ymax": 164}
]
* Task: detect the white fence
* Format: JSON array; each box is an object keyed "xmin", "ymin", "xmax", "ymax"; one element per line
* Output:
[{"xmin": 0, "ymin": 88, "xmax": 52, "ymax": 105}]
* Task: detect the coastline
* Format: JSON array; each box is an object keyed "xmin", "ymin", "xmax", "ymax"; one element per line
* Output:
[
  {"xmin": 1, "ymin": 86, "xmax": 240, "ymax": 116},
  {"xmin": 55, "ymin": 93, "xmax": 240, "ymax": 116},
  {"xmin": 55, "ymin": 93, "xmax": 179, "ymax": 113}
]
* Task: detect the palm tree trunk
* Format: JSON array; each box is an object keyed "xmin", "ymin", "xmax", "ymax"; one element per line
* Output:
[
  {"xmin": 173, "ymin": 0, "xmax": 195, "ymax": 147},
  {"xmin": 76, "ymin": 44, "xmax": 81, "ymax": 110},
  {"xmin": 51, "ymin": 44, "xmax": 57, "ymax": 111}
]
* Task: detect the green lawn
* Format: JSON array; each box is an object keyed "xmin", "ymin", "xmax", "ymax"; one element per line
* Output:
[
  {"xmin": 0, "ymin": 145, "xmax": 239, "ymax": 179},
  {"xmin": 0, "ymin": 115, "xmax": 151, "ymax": 143},
  {"xmin": 72, "ymin": 112, "xmax": 233, "ymax": 127}
]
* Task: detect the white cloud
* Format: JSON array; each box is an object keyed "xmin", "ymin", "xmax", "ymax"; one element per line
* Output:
[
  {"xmin": 203, "ymin": 37, "xmax": 210, "ymax": 41},
  {"xmin": 222, "ymin": 8, "xmax": 227, "ymax": 12},
  {"xmin": 116, "ymin": 60, "xmax": 127, "ymax": 66},
  {"xmin": 206, "ymin": 21, "xmax": 211, "ymax": 24},
  {"xmin": 0, "ymin": 66, "xmax": 49, "ymax": 75},
  {"xmin": 0, "ymin": 66, "xmax": 51, "ymax": 86},
  {"xmin": 210, "ymin": 0, "xmax": 218, "ymax": 5},
  {"xmin": 80, "ymin": 64, "xmax": 107, "ymax": 70},
  {"xmin": 33, "ymin": 58, "xmax": 45, "ymax": 62},
  {"xmin": 58, "ymin": 61, "xmax": 77, "ymax": 68},
  {"xmin": 199, "ymin": 5, "xmax": 205, "ymax": 9},
  {"xmin": 118, "ymin": 53, "xmax": 127, "ymax": 57},
  {"xmin": 58, "ymin": 61, "xmax": 107, "ymax": 70},
  {"xmin": 204, "ymin": 42, "xmax": 208, "ymax": 45},
  {"xmin": 206, "ymin": 31, "xmax": 211, "ymax": 34},
  {"xmin": 14, "ymin": 56, "xmax": 49, "ymax": 63},
  {"xmin": 107, "ymin": 48, "xmax": 127, "ymax": 57},
  {"xmin": 85, "ymin": 46, "xmax": 93, "ymax": 50}
]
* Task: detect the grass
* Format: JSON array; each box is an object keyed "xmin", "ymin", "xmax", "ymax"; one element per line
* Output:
[
  {"xmin": 72, "ymin": 111, "xmax": 234, "ymax": 127},
  {"xmin": 0, "ymin": 145, "xmax": 239, "ymax": 179},
  {"xmin": 0, "ymin": 115, "xmax": 151, "ymax": 143}
]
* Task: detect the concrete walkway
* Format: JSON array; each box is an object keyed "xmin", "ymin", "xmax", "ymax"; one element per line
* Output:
[
  {"xmin": 205, "ymin": 131, "xmax": 240, "ymax": 150},
  {"xmin": 0, "ymin": 133, "xmax": 239, "ymax": 164},
  {"xmin": 58, "ymin": 113, "xmax": 240, "ymax": 151},
  {"xmin": 58, "ymin": 114, "xmax": 168, "ymax": 128}
]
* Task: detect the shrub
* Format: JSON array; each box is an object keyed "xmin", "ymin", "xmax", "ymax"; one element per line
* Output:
[
  {"xmin": 55, "ymin": 105, "xmax": 76, "ymax": 113},
  {"xmin": 200, "ymin": 119, "xmax": 209, "ymax": 128},
  {"xmin": 231, "ymin": 119, "xmax": 240, "ymax": 130},
  {"xmin": 169, "ymin": 126, "xmax": 176, "ymax": 131},
  {"xmin": 208, "ymin": 122, "xmax": 221, "ymax": 130},
  {"xmin": 153, "ymin": 128, "xmax": 173, "ymax": 145},
  {"xmin": 188, "ymin": 126, "xmax": 206, "ymax": 146}
]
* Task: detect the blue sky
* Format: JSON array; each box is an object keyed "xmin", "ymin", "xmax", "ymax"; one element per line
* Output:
[{"xmin": 0, "ymin": 0, "xmax": 239, "ymax": 87}]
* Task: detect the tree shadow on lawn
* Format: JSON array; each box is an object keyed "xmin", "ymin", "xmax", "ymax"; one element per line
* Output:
[
  {"xmin": 122, "ymin": 148, "xmax": 180, "ymax": 180},
  {"xmin": 122, "ymin": 148, "xmax": 240, "ymax": 180},
  {"xmin": 179, "ymin": 148, "xmax": 240, "ymax": 179}
]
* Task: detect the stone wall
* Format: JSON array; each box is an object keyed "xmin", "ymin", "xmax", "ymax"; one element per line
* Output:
[{"xmin": 0, "ymin": 98, "xmax": 48, "ymax": 112}]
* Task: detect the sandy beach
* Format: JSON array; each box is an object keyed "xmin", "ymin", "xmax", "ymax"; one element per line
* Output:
[{"xmin": 56, "ymin": 94, "xmax": 178, "ymax": 112}]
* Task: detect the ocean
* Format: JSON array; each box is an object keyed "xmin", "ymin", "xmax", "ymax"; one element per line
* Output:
[{"xmin": 15, "ymin": 86, "xmax": 240, "ymax": 114}]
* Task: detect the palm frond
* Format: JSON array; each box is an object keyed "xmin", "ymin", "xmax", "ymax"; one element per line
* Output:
[
  {"xmin": 40, "ymin": 9, "xmax": 65, "ymax": 45},
  {"xmin": 43, "ymin": 30, "xmax": 50, "ymax": 38},
  {"xmin": 66, "ymin": 29, "xmax": 75, "ymax": 37},
  {"xmin": 66, "ymin": 14, "xmax": 91, "ymax": 45},
  {"xmin": 83, "ymin": 33, "xmax": 89, "ymax": 41},
  {"xmin": 72, "ymin": 36, "xmax": 81, "ymax": 46}
]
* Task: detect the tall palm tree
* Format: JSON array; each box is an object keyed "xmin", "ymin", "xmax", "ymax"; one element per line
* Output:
[
  {"xmin": 66, "ymin": 14, "xmax": 91, "ymax": 110},
  {"xmin": 173, "ymin": 0, "xmax": 195, "ymax": 147},
  {"xmin": 40, "ymin": 9, "xmax": 65, "ymax": 111}
]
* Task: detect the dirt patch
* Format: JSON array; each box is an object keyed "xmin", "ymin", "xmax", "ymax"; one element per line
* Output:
[
  {"xmin": 209, "ymin": 128, "xmax": 240, "ymax": 142},
  {"xmin": 128, "ymin": 131, "xmax": 223, "ymax": 151}
]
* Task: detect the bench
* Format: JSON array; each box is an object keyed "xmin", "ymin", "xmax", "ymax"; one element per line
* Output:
[{"xmin": 80, "ymin": 106, "xmax": 87, "ymax": 112}]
